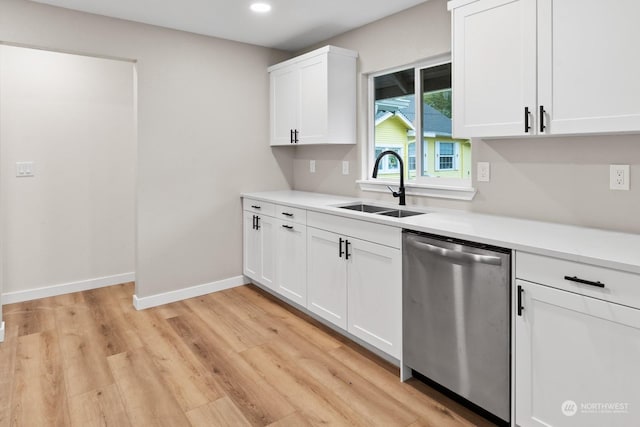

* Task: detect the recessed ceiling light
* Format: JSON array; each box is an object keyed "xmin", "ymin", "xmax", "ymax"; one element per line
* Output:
[{"xmin": 250, "ymin": 3, "xmax": 272, "ymax": 13}]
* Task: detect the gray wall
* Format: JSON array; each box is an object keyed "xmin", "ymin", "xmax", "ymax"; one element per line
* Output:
[
  {"xmin": 293, "ymin": 0, "xmax": 640, "ymax": 234},
  {"xmin": 0, "ymin": 0, "xmax": 293, "ymax": 300}
]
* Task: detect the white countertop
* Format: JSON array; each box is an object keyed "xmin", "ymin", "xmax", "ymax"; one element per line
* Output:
[{"xmin": 241, "ymin": 190, "xmax": 640, "ymax": 274}]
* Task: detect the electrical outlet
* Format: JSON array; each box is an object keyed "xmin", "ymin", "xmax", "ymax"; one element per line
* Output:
[
  {"xmin": 610, "ymin": 164, "xmax": 629, "ymax": 190},
  {"xmin": 310, "ymin": 160, "xmax": 316, "ymax": 173},
  {"xmin": 342, "ymin": 161, "xmax": 349, "ymax": 175},
  {"xmin": 16, "ymin": 161, "xmax": 35, "ymax": 177},
  {"xmin": 477, "ymin": 162, "xmax": 490, "ymax": 182}
]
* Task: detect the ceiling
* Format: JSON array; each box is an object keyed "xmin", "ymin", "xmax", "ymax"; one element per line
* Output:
[{"xmin": 31, "ymin": 0, "xmax": 429, "ymax": 52}]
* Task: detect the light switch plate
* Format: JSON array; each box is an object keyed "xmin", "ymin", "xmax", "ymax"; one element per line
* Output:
[
  {"xmin": 16, "ymin": 161, "xmax": 35, "ymax": 177},
  {"xmin": 310, "ymin": 160, "xmax": 316, "ymax": 173},
  {"xmin": 477, "ymin": 162, "xmax": 490, "ymax": 182},
  {"xmin": 342, "ymin": 161, "xmax": 349, "ymax": 175}
]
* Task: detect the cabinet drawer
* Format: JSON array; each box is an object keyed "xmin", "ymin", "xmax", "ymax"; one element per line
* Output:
[
  {"xmin": 275, "ymin": 204, "xmax": 306, "ymax": 225},
  {"xmin": 307, "ymin": 211, "xmax": 400, "ymax": 249},
  {"xmin": 243, "ymin": 198, "xmax": 275, "ymax": 216},
  {"xmin": 516, "ymin": 252, "xmax": 640, "ymax": 309}
]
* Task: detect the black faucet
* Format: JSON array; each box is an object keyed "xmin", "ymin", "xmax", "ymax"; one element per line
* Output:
[{"xmin": 372, "ymin": 150, "xmax": 406, "ymax": 206}]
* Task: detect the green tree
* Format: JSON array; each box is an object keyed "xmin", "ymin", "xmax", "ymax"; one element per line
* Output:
[{"xmin": 423, "ymin": 90, "xmax": 452, "ymax": 118}]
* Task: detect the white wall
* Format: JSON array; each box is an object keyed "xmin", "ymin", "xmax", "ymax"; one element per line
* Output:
[
  {"xmin": 0, "ymin": 45, "xmax": 135, "ymax": 302},
  {"xmin": 292, "ymin": 0, "xmax": 640, "ymax": 234},
  {"xmin": 0, "ymin": 0, "xmax": 293, "ymax": 303}
]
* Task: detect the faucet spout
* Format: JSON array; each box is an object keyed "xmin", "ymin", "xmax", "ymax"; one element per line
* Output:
[{"xmin": 372, "ymin": 150, "xmax": 406, "ymax": 206}]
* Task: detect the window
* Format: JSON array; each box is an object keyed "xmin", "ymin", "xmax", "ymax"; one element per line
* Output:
[
  {"xmin": 367, "ymin": 56, "xmax": 473, "ymax": 199},
  {"xmin": 435, "ymin": 141, "xmax": 459, "ymax": 171}
]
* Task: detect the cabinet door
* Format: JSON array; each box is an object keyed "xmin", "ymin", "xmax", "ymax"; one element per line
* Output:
[
  {"xmin": 347, "ymin": 238, "xmax": 401, "ymax": 359},
  {"xmin": 515, "ymin": 280, "xmax": 640, "ymax": 427},
  {"xmin": 258, "ymin": 215, "xmax": 276, "ymax": 290},
  {"xmin": 270, "ymin": 66, "xmax": 299, "ymax": 146},
  {"xmin": 307, "ymin": 227, "xmax": 347, "ymax": 329},
  {"xmin": 451, "ymin": 0, "xmax": 537, "ymax": 138},
  {"xmin": 297, "ymin": 54, "xmax": 328, "ymax": 144},
  {"xmin": 275, "ymin": 220, "xmax": 307, "ymax": 306},
  {"xmin": 538, "ymin": 0, "xmax": 640, "ymax": 135},
  {"xmin": 243, "ymin": 211, "xmax": 261, "ymax": 280}
]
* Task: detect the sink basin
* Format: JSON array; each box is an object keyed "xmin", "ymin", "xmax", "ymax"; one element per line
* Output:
[
  {"xmin": 377, "ymin": 209, "xmax": 424, "ymax": 218},
  {"xmin": 338, "ymin": 203, "xmax": 426, "ymax": 218},
  {"xmin": 339, "ymin": 203, "xmax": 393, "ymax": 213}
]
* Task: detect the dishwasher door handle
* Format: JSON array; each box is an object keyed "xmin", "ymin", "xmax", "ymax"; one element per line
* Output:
[{"xmin": 407, "ymin": 238, "xmax": 503, "ymax": 266}]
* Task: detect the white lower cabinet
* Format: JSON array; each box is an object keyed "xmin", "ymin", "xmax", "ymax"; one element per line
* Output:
[
  {"xmin": 274, "ymin": 219, "xmax": 307, "ymax": 306},
  {"xmin": 306, "ymin": 227, "xmax": 348, "ymax": 329},
  {"xmin": 515, "ymin": 279, "xmax": 640, "ymax": 427},
  {"xmin": 243, "ymin": 210, "xmax": 276, "ymax": 290},
  {"xmin": 307, "ymin": 225, "xmax": 401, "ymax": 358},
  {"xmin": 347, "ymin": 237, "xmax": 401, "ymax": 359}
]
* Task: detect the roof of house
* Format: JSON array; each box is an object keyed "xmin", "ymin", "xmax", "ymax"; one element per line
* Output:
[{"xmin": 375, "ymin": 95, "xmax": 452, "ymax": 137}]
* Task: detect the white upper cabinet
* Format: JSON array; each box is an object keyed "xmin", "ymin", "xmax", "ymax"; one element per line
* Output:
[
  {"xmin": 449, "ymin": 0, "xmax": 640, "ymax": 138},
  {"xmin": 451, "ymin": 0, "xmax": 537, "ymax": 138},
  {"xmin": 537, "ymin": 0, "xmax": 640, "ymax": 135},
  {"xmin": 269, "ymin": 45, "xmax": 357, "ymax": 146}
]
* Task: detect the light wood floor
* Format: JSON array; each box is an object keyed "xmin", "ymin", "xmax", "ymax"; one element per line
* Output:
[{"xmin": 0, "ymin": 283, "xmax": 496, "ymax": 426}]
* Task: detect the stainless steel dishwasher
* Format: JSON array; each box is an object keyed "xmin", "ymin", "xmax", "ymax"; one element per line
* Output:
[{"xmin": 403, "ymin": 230, "xmax": 511, "ymax": 424}]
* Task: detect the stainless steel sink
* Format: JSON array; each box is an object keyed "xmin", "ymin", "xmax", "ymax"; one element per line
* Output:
[
  {"xmin": 376, "ymin": 209, "xmax": 424, "ymax": 218},
  {"xmin": 339, "ymin": 203, "xmax": 394, "ymax": 213},
  {"xmin": 338, "ymin": 203, "xmax": 426, "ymax": 218}
]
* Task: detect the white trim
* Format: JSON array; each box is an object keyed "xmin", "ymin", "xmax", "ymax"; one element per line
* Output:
[
  {"xmin": 0, "ymin": 322, "xmax": 4, "ymax": 342},
  {"xmin": 1, "ymin": 272, "xmax": 135, "ymax": 304},
  {"xmin": 357, "ymin": 179, "xmax": 476, "ymax": 201},
  {"xmin": 132, "ymin": 275, "xmax": 246, "ymax": 310}
]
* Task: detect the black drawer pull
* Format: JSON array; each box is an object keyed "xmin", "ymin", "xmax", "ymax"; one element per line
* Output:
[
  {"xmin": 281, "ymin": 212, "xmax": 294, "ymax": 217},
  {"xmin": 282, "ymin": 225, "xmax": 293, "ymax": 230},
  {"xmin": 345, "ymin": 240, "xmax": 351, "ymax": 260},
  {"xmin": 517, "ymin": 285, "xmax": 524, "ymax": 316},
  {"xmin": 251, "ymin": 205, "xmax": 261, "ymax": 209},
  {"xmin": 255, "ymin": 216, "xmax": 260, "ymax": 230},
  {"xmin": 564, "ymin": 275, "xmax": 605, "ymax": 288},
  {"xmin": 339, "ymin": 238, "xmax": 344, "ymax": 258}
]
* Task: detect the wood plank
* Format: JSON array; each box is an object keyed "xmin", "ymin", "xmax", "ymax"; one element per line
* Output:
[
  {"xmin": 266, "ymin": 412, "xmax": 314, "ymax": 427},
  {"xmin": 0, "ymin": 322, "xmax": 19, "ymax": 427},
  {"xmin": 107, "ymin": 348, "xmax": 191, "ymax": 427},
  {"xmin": 186, "ymin": 396, "xmax": 252, "ymax": 427},
  {"xmin": 68, "ymin": 384, "xmax": 131, "ymax": 427},
  {"xmin": 240, "ymin": 343, "xmax": 368, "ymax": 426},
  {"xmin": 183, "ymin": 293, "xmax": 267, "ymax": 353},
  {"xmin": 328, "ymin": 345, "xmax": 493, "ymax": 427},
  {"xmin": 167, "ymin": 314, "xmax": 295, "ymax": 426},
  {"xmin": 125, "ymin": 308, "xmax": 223, "ymax": 411},
  {"xmin": 54, "ymin": 304, "xmax": 115, "ymax": 397},
  {"xmin": 3, "ymin": 299, "xmax": 56, "ymax": 337},
  {"xmin": 83, "ymin": 287, "xmax": 142, "ymax": 355},
  {"xmin": 11, "ymin": 330, "xmax": 70, "ymax": 426}
]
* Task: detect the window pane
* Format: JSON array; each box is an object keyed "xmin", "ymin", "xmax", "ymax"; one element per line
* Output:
[
  {"xmin": 374, "ymin": 69, "xmax": 415, "ymax": 181},
  {"xmin": 420, "ymin": 63, "xmax": 471, "ymax": 180}
]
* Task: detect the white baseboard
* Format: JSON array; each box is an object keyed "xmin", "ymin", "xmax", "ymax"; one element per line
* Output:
[
  {"xmin": 1, "ymin": 272, "xmax": 135, "ymax": 305},
  {"xmin": 132, "ymin": 275, "xmax": 247, "ymax": 310},
  {"xmin": 0, "ymin": 321, "xmax": 5, "ymax": 342}
]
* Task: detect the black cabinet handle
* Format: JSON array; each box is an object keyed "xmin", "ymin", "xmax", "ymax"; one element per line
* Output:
[
  {"xmin": 294, "ymin": 129, "xmax": 299, "ymax": 144},
  {"xmin": 282, "ymin": 224, "xmax": 293, "ymax": 230},
  {"xmin": 281, "ymin": 212, "xmax": 293, "ymax": 217},
  {"xmin": 290, "ymin": 129, "xmax": 293, "ymax": 144},
  {"xmin": 251, "ymin": 205, "xmax": 261, "ymax": 209},
  {"xmin": 539, "ymin": 105, "xmax": 546, "ymax": 132},
  {"xmin": 517, "ymin": 285, "xmax": 524, "ymax": 316},
  {"xmin": 524, "ymin": 107, "xmax": 531, "ymax": 133},
  {"xmin": 252, "ymin": 215, "xmax": 256, "ymax": 230},
  {"xmin": 339, "ymin": 238, "xmax": 344, "ymax": 258},
  {"xmin": 345, "ymin": 240, "xmax": 351, "ymax": 260},
  {"xmin": 255, "ymin": 216, "xmax": 260, "ymax": 230},
  {"xmin": 564, "ymin": 275, "xmax": 605, "ymax": 288}
]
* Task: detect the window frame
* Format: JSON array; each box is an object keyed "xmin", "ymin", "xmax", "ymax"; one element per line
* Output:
[
  {"xmin": 435, "ymin": 141, "xmax": 460, "ymax": 171},
  {"xmin": 359, "ymin": 53, "xmax": 476, "ymax": 201}
]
